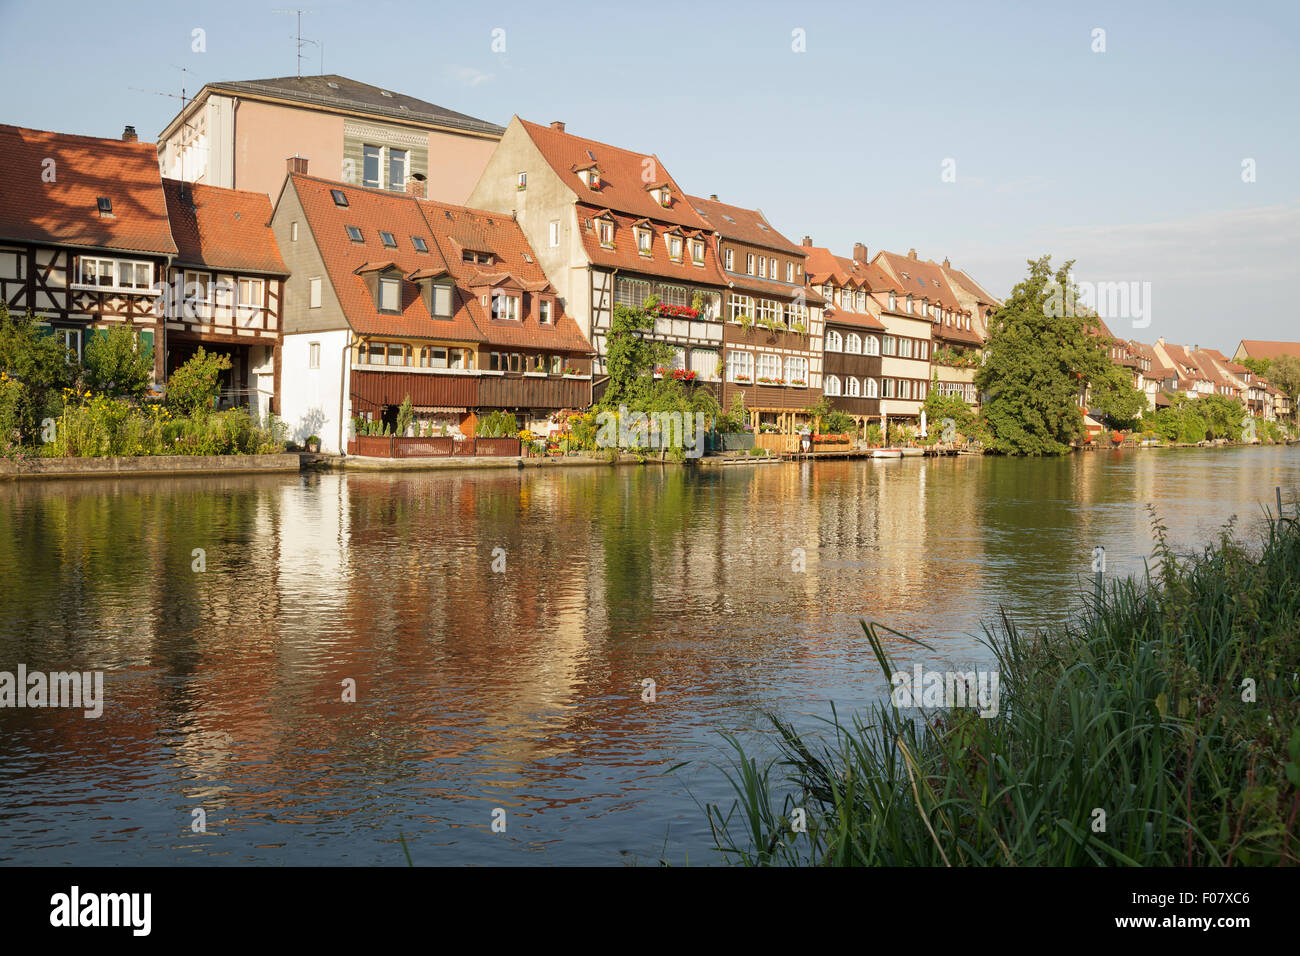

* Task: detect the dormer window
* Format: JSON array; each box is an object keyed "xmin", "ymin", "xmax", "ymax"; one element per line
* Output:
[
  {"xmin": 539, "ymin": 299, "xmax": 552, "ymax": 324},
  {"xmin": 461, "ymin": 249, "xmax": 493, "ymax": 265},
  {"xmin": 690, "ymin": 240, "xmax": 704, "ymax": 264},
  {"xmin": 636, "ymin": 228, "xmax": 652, "ymax": 255},
  {"xmin": 598, "ymin": 220, "xmax": 614, "ymax": 248},
  {"xmin": 906, "ymin": 295, "xmax": 914, "ymax": 313},
  {"xmin": 578, "ymin": 167, "xmax": 601, "ymax": 189},
  {"xmin": 667, "ymin": 235, "xmax": 683, "ymax": 260},
  {"xmin": 491, "ymin": 291, "xmax": 520, "ymax": 321},
  {"xmin": 651, "ymin": 186, "xmax": 671, "ymax": 207},
  {"xmin": 378, "ymin": 276, "xmax": 402, "ymax": 313},
  {"xmin": 889, "ymin": 292, "xmax": 897, "ymax": 310}
]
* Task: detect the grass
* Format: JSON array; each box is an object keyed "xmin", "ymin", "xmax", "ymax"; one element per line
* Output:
[{"xmin": 707, "ymin": 499, "xmax": 1300, "ymax": 866}]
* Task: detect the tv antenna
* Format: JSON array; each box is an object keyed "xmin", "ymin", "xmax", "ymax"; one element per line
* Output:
[
  {"xmin": 273, "ymin": 9, "xmax": 318, "ymax": 77},
  {"xmin": 129, "ymin": 65, "xmax": 201, "ymax": 183}
]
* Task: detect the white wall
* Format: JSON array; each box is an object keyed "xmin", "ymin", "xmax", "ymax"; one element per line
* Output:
[{"xmin": 281, "ymin": 329, "xmax": 350, "ymax": 453}]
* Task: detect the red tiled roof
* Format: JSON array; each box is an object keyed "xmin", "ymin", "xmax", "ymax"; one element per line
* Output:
[
  {"xmin": 1237, "ymin": 340, "xmax": 1300, "ymax": 362},
  {"xmin": 0, "ymin": 124, "xmax": 176, "ymax": 256},
  {"xmin": 519, "ymin": 119, "xmax": 709, "ymax": 230},
  {"xmin": 163, "ymin": 179, "xmax": 287, "ymax": 276},
  {"xmin": 873, "ymin": 251, "xmax": 966, "ymax": 314},
  {"xmin": 686, "ymin": 195, "xmax": 803, "ymax": 256},
  {"xmin": 943, "ymin": 266, "xmax": 1000, "ymax": 306},
  {"xmin": 933, "ymin": 323, "xmax": 982, "ymax": 346},
  {"xmin": 723, "ymin": 269, "xmax": 825, "ymax": 306},
  {"xmin": 575, "ymin": 204, "xmax": 727, "ymax": 287},
  {"xmin": 823, "ymin": 309, "xmax": 885, "ymax": 332},
  {"xmin": 290, "ymin": 174, "xmax": 590, "ymax": 353}
]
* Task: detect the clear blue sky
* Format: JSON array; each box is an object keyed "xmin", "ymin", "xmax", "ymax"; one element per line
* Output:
[{"xmin": 2, "ymin": 0, "xmax": 1296, "ymax": 349}]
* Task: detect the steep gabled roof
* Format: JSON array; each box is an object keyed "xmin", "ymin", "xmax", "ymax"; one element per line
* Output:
[
  {"xmin": 943, "ymin": 266, "xmax": 1000, "ymax": 307},
  {"xmin": 1237, "ymin": 340, "xmax": 1300, "ymax": 362},
  {"xmin": 0, "ymin": 124, "xmax": 177, "ymax": 256},
  {"xmin": 873, "ymin": 250, "xmax": 966, "ymax": 313},
  {"xmin": 163, "ymin": 179, "xmax": 287, "ymax": 276},
  {"xmin": 686, "ymin": 195, "xmax": 803, "ymax": 256},
  {"xmin": 574, "ymin": 204, "xmax": 727, "ymax": 287},
  {"xmin": 518, "ymin": 119, "xmax": 709, "ymax": 230}
]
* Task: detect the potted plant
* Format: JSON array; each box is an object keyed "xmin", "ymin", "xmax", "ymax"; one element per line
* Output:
[{"xmin": 306, "ymin": 435, "xmax": 321, "ymax": 452}]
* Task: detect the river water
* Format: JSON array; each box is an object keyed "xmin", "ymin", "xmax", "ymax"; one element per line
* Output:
[{"xmin": 2, "ymin": 446, "xmax": 1297, "ymax": 865}]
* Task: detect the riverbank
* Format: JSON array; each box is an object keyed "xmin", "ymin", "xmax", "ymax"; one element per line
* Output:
[
  {"xmin": 707, "ymin": 495, "xmax": 1300, "ymax": 866},
  {"xmin": 0, "ymin": 452, "xmax": 302, "ymax": 481}
]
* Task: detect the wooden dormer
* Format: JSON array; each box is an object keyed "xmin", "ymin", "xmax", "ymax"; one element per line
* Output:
[
  {"xmin": 355, "ymin": 261, "xmax": 405, "ymax": 314},
  {"xmin": 409, "ymin": 266, "xmax": 455, "ymax": 319}
]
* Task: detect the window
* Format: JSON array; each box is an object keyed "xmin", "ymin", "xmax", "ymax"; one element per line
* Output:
[
  {"xmin": 659, "ymin": 284, "xmax": 687, "ymax": 307},
  {"xmin": 746, "ymin": 253, "xmax": 755, "ymax": 275},
  {"xmin": 379, "ymin": 277, "xmax": 401, "ymax": 313},
  {"xmin": 690, "ymin": 348, "xmax": 719, "ymax": 380},
  {"xmin": 508, "ymin": 353, "xmax": 522, "ymax": 372},
  {"xmin": 824, "ymin": 374, "xmax": 841, "ymax": 396},
  {"xmin": 668, "ymin": 235, "xmax": 683, "ymax": 260},
  {"xmin": 237, "ymin": 278, "xmax": 264, "ymax": 322},
  {"xmin": 637, "ymin": 229, "xmax": 652, "ymax": 254},
  {"xmin": 757, "ymin": 256, "xmax": 766, "ymax": 279},
  {"xmin": 857, "ymin": 290, "xmax": 867, "ymax": 312},
  {"xmin": 881, "ymin": 377, "xmax": 894, "ymax": 398},
  {"xmin": 598, "ymin": 220, "xmax": 614, "ymax": 247},
  {"xmin": 432, "ymin": 284, "xmax": 453, "ymax": 318},
  {"xmin": 845, "ymin": 333, "xmax": 862, "ymax": 354},
  {"xmin": 691, "ymin": 241, "xmax": 704, "ymax": 264},
  {"xmin": 670, "ymin": 347, "xmax": 687, "ymax": 372},
  {"xmin": 906, "ymin": 295, "xmax": 914, "ymax": 313},
  {"xmin": 388, "ymin": 149, "xmax": 408, "ymax": 190},
  {"xmin": 882, "ymin": 335, "xmax": 897, "ymax": 356},
  {"xmin": 491, "ymin": 291, "xmax": 520, "ymax": 321},
  {"xmin": 291, "ymin": 221, "xmax": 299, "ymax": 242},
  {"xmin": 889, "ymin": 292, "xmax": 897, "ymax": 310},
  {"xmin": 614, "ymin": 277, "xmax": 651, "ymax": 308},
  {"xmin": 755, "ymin": 299, "xmax": 778, "ymax": 324},
  {"xmin": 539, "ymin": 299, "xmax": 552, "ymax": 324},
  {"xmin": 770, "ymin": 257, "xmax": 778, "ymax": 278},
  {"xmin": 825, "ymin": 329, "xmax": 842, "ymax": 352},
  {"xmin": 866, "ymin": 377, "xmax": 878, "ymax": 398},
  {"xmin": 864, "ymin": 335, "xmax": 879, "ymax": 355},
  {"xmin": 309, "ymin": 342, "xmax": 320, "ymax": 369},
  {"xmin": 726, "ymin": 350, "xmax": 753, "ymax": 382},
  {"xmin": 363, "ymin": 145, "xmax": 381, "ymax": 188},
  {"xmin": 517, "ymin": 172, "xmax": 527, "ymax": 190},
  {"xmin": 725, "ymin": 249, "xmax": 734, "ymax": 271},
  {"xmin": 899, "ymin": 337, "xmax": 913, "ymax": 359},
  {"xmin": 847, "ymin": 376, "xmax": 861, "ymax": 397},
  {"xmin": 387, "ymin": 343, "xmax": 406, "ymax": 367},
  {"xmin": 310, "ymin": 275, "xmax": 325, "ymax": 307},
  {"xmin": 758, "ymin": 353, "xmax": 781, "ymax": 380},
  {"xmin": 346, "ymin": 225, "xmax": 364, "ymax": 243},
  {"xmin": 549, "ymin": 220, "xmax": 560, "ymax": 247},
  {"xmin": 785, "ymin": 356, "xmax": 807, "ymax": 382},
  {"xmin": 183, "ymin": 270, "xmax": 211, "ymax": 312},
  {"xmin": 331, "ymin": 189, "xmax": 349, "ymax": 207},
  {"xmin": 96, "ymin": 197, "xmax": 112, "ymax": 215},
  {"xmin": 549, "ymin": 355, "xmax": 563, "ymax": 374},
  {"xmin": 76, "ymin": 257, "xmax": 151, "ymax": 290},
  {"xmin": 412, "ymin": 236, "xmax": 428, "ymax": 253},
  {"xmin": 379, "ymin": 231, "xmax": 397, "ymax": 248},
  {"xmin": 786, "ymin": 262, "xmax": 794, "ymax": 282},
  {"xmin": 917, "ymin": 340, "xmax": 928, "ymax": 360},
  {"xmin": 729, "ymin": 294, "xmax": 754, "ymax": 322}
]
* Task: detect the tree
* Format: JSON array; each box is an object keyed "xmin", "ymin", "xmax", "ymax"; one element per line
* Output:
[
  {"xmin": 1239, "ymin": 357, "xmax": 1271, "ymax": 377},
  {"xmin": 166, "ymin": 347, "xmax": 231, "ymax": 417},
  {"xmin": 976, "ymin": 256, "xmax": 1096, "ymax": 454},
  {"xmin": 83, "ymin": 326, "xmax": 154, "ymax": 398},
  {"xmin": 599, "ymin": 296, "xmax": 673, "ymax": 410},
  {"xmin": 0, "ymin": 302, "xmax": 73, "ymax": 444},
  {"xmin": 1266, "ymin": 355, "xmax": 1300, "ymax": 409},
  {"xmin": 923, "ymin": 384, "xmax": 982, "ymax": 442},
  {"xmin": 1086, "ymin": 357, "xmax": 1146, "ymax": 430}
]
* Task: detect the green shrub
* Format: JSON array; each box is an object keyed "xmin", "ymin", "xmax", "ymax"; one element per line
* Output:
[
  {"xmin": 166, "ymin": 347, "xmax": 231, "ymax": 418},
  {"xmin": 82, "ymin": 326, "xmax": 153, "ymax": 399}
]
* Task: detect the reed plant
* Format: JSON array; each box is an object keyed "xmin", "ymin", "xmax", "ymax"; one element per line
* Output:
[{"xmin": 707, "ymin": 502, "xmax": 1300, "ymax": 865}]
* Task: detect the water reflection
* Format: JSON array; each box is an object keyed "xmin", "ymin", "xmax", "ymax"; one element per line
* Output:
[{"xmin": 1, "ymin": 447, "xmax": 1297, "ymax": 864}]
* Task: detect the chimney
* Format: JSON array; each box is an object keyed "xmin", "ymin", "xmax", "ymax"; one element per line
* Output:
[
  {"xmin": 122, "ymin": 125, "xmax": 138, "ymax": 143},
  {"xmin": 801, "ymin": 236, "xmax": 812, "ymax": 247},
  {"xmin": 709, "ymin": 194, "xmax": 718, "ymax": 201},
  {"xmin": 286, "ymin": 155, "xmax": 309, "ymax": 175},
  {"xmin": 853, "ymin": 242, "xmax": 868, "ymax": 263},
  {"xmin": 550, "ymin": 121, "xmax": 565, "ymax": 132},
  {"xmin": 405, "ymin": 174, "xmax": 427, "ymax": 199},
  {"xmin": 908, "ymin": 248, "xmax": 918, "ymax": 260},
  {"xmin": 942, "ymin": 257, "xmax": 950, "ymax": 269}
]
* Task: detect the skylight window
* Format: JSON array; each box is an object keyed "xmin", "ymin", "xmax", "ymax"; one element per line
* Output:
[
  {"xmin": 327, "ymin": 81, "xmax": 340, "ymax": 89},
  {"xmin": 380, "ymin": 90, "xmax": 393, "ymax": 97},
  {"xmin": 346, "ymin": 225, "xmax": 363, "ymax": 242},
  {"xmin": 722, "ymin": 215, "xmax": 735, "ymax": 223},
  {"xmin": 756, "ymin": 221, "xmax": 769, "ymax": 230},
  {"xmin": 412, "ymin": 236, "xmax": 428, "ymax": 253},
  {"xmin": 331, "ymin": 189, "xmax": 349, "ymax": 207},
  {"xmin": 96, "ymin": 197, "xmax": 112, "ymax": 215},
  {"xmin": 379, "ymin": 230, "xmax": 397, "ymax": 248}
]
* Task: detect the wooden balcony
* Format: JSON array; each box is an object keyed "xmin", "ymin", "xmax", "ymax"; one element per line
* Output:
[
  {"xmin": 724, "ymin": 381, "xmax": 822, "ymax": 410},
  {"xmin": 350, "ymin": 369, "xmax": 592, "ymax": 411}
]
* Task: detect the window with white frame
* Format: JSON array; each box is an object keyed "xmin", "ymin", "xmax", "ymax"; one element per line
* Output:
[
  {"xmin": 237, "ymin": 277, "xmax": 264, "ymax": 325},
  {"xmin": 906, "ymin": 295, "xmax": 914, "ymax": 313},
  {"xmin": 746, "ymin": 253, "xmax": 755, "ymax": 275},
  {"xmin": 889, "ymin": 292, "xmax": 897, "ymax": 310},
  {"xmin": 668, "ymin": 235, "xmax": 683, "ymax": 259},
  {"xmin": 636, "ymin": 228, "xmax": 652, "ymax": 254},
  {"xmin": 825, "ymin": 329, "xmax": 842, "ymax": 351},
  {"xmin": 881, "ymin": 377, "xmax": 894, "ymax": 398},
  {"xmin": 755, "ymin": 299, "xmax": 778, "ymax": 324},
  {"xmin": 899, "ymin": 337, "xmax": 913, "ymax": 359},
  {"xmin": 379, "ymin": 277, "xmax": 401, "ymax": 313},
  {"xmin": 757, "ymin": 353, "xmax": 781, "ymax": 380},
  {"xmin": 691, "ymin": 240, "xmax": 704, "ymax": 264},
  {"xmin": 847, "ymin": 376, "xmax": 861, "ymax": 396},
  {"xmin": 824, "ymin": 374, "xmax": 841, "ymax": 396},
  {"xmin": 845, "ymin": 332, "xmax": 862, "ymax": 354},
  {"xmin": 917, "ymin": 340, "xmax": 928, "ymax": 359},
  {"xmin": 539, "ymin": 299, "xmax": 552, "ymax": 324},
  {"xmin": 549, "ymin": 220, "xmax": 560, "ymax": 247},
  {"xmin": 388, "ymin": 149, "xmax": 408, "ymax": 191},
  {"xmin": 598, "ymin": 220, "xmax": 614, "ymax": 246},
  {"xmin": 660, "ymin": 284, "xmax": 687, "ymax": 307},
  {"xmin": 725, "ymin": 248, "xmax": 734, "ymax": 271},
  {"xmin": 670, "ymin": 347, "xmax": 686, "ymax": 371},
  {"xmin": 856, "ymin": 290, "xmax": 866, "ymax": 312},
  {"xmin": 491, "ymin": 291, "xmax": 520, "ymax": 320},
  {"xmin": 786, "ymin": 262, "xmax": 794, "ymax": 282},
  {"xmin": 77, "ymin": 257, "xmax": 152, "ymax": 290},
  {"xmin": 866, "ymin": 377, "xmax": 878, "ymax": 397},
  {"xmin": 785, "ymin": 355, "xmax": 807, "ymax": 382},
  {"xmin": 726, "ymin": 350, "xmax": 753, "ymax": 381},
  {"xmin": 309, "ymin": 277, "xmax": 322, "ymax": 309},
  {"xmin": 615, "ymin": 276, "xmax": 651, "ymax": 308},
  {"xmin": 864, "ymin": 334, "xmax": 879, "ymax": 355},
  {"xmin": 882, "ymin": 335, "xmax": 897, "ymax": 356},
  {"xmin": 729, "ymin": 294, "xmax": 754, "ymax": 322},
  {"xmin": 432, "ymin": 284, "xmax": 453, "ymax": 317},
  {"xmin": 690, "ymin": 348, "xmax": 718, "ymax": 380},
  {"xmin": 757, "ymin": 255, "xmax": 766, "ymax": 278},
  {"xmin": 769, "ymin": 257, "xmax": 777, "ymax": 278},
  {"xmin": 363, "ymin": 145, "xmax": 381, "ymax": 188},
  {"xmin": 309, "ymin": 342, "xmax": 321, "ymax": 369}
]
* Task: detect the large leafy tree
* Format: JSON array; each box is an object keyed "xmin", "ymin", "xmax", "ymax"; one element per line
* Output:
[
  {"xmin": 1266, "ymin": 354, "xmax": 1300, "ymax": 411},
  {"xmin": 0, "ymin": 301, "xmax": 74, "ymax": 443},
  {"xmin": 83, "ymin": 325, "xmax": 154, "ymax": 399}
]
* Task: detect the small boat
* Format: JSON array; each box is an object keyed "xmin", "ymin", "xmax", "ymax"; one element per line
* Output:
[
  {"xmin": 900, "ymin": 447, "xmax": 925, "ymax": 458},
  {"xmin": 872, "ymin": 448, "xmax": 903, "ymax": 459},
  {"xmin": 1288, "ymin": 438, "xmax": 1300, "ymax": 446}
]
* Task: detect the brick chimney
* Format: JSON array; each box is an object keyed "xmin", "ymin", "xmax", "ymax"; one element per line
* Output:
[
  {"xmin": 405, "ymin": 174, "xmax": 427, "ymax": 199},
  {"xmin": 801, "ymin": 236, "xmax": 812, "ymax": 247},
  {"xmin": 853, "ymin": 242, "xmax": 868, "ymax": 263},
  {"xmin": 709, "ymin": 194, "xmax": 718, "ymax": 201},
  {"xmin": 286, "ymin": 155, "xmax": 309, "ymax": 175},
  {"xmin": 550, "ymin": 121, "xmax": 565, "ymax": 132},
  {"xmin": 942, "ymin": 257, "xmax": 951, "ymax": 269},
  {"xmin": 908, "ymin": 248, "xmax": 918, "ymax": 260},
  {"xmin": 122, "ymin": 125, "xmax": 138, "ymax": 143}
]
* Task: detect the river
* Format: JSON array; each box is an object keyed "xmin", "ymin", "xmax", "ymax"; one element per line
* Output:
[{"xmin": 2, "ymin": 446, "xmax": 1297, "ymax": 865}]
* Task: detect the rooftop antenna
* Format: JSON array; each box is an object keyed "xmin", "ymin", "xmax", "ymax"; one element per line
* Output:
[
  {"xmin": 273, "ymin": 9, "xmax": 318, "ymax": 77},
  {"xmin": 300, "ymin": 36, "xmax": 324, "ymax": 75},
  {"xmin": 130, "ymin": 65, "xmax": 199, "ymax": 184}
]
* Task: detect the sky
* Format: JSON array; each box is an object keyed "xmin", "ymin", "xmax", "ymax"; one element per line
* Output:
[{"xmin": 1, "ymin": 0, "xmax": 1297, "ymax": 351}]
